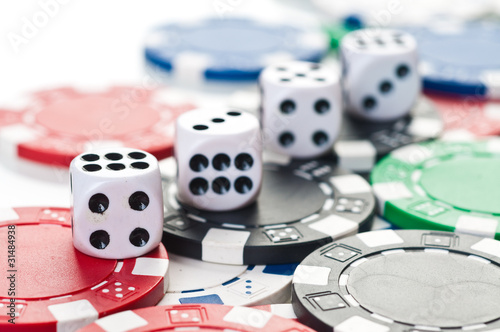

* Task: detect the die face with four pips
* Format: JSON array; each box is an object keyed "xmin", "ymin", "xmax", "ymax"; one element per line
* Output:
[
  {"xmin": 175, "ymin": 108, "xmax": 262, "ymax": 212},
  {"xmin": 70, "ymin": 148, "xmax": 163, "ymax": 259},
  {"xmin": 259, "ymin": 61, "xmax": 342, "ymax": 159}
]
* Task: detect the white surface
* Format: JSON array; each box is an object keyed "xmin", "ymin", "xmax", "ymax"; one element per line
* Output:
[{"xmin": 0, "ymin": 0, "xmax": 320, "ymax": 209}]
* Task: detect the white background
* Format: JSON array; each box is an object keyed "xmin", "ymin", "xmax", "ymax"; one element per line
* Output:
[
  {"xmin": 0, "ymin": 0, "xmax": 323, "ymax": 208},
  {"xmin": 1, "ymin": 0, "xmax": 496, "ymax": 208}
]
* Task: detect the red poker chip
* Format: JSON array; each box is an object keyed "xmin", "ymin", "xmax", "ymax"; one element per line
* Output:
[
  {"xmin": 0, "ymin": 207, "xmax": 169, "ymax": 332},
  {"xmin": 426, "ymin": 93, "xmax": 500, "ymax": 137},
  {"xmin": 78, "ymin": 304, "xmax": 314, "ymax": 332},
  {"xmin": 0, "ymin": 86, "xmax": 195, "ymax": 167}
]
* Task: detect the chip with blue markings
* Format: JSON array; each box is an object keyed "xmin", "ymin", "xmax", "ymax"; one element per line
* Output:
[
  {"xmin": 404, "ymin": 22, "xmax": 500, "ymax": 98},
  {"xmin": 161, "ymin": 158, "xmax": 375, "ymax": 266},
  {"xmin": 158, "ymin": 253, "xmax": 296, "ymax": 306},
  {"xmin": 144, "ymin": 18, "xmax": 328, "ymax": 83}
]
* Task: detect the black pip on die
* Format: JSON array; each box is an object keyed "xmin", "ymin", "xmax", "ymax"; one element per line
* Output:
[
  {"xmin": 175, "ymin": 109, "xmax": 262, "ymax": 212},
  {"xmin": 341, "ymin": 28, "xmax": 420, "ymax": 122},
  {"xmin": 70, "ymin": 148, "xmax": 163, "ymax": 259},
  {"xmin": 259, "ymin": 61, "xmax": 342, "ymax": 159}
]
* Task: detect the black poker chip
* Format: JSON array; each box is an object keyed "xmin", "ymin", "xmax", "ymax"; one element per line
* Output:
[
  {"xmin": 292, "ymin": 229, "xmax": 500, "ymax": 331},
  {"xmin": 161, "ymin": 158, "xmax": 375, "ymax": 265},
  {"xmin": 332, "ymin": 96, "xmax": 443, "ymax": 173}
]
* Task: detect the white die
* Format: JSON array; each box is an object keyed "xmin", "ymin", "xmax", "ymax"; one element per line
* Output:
[
  {"xmin": 259, "ymin": 61, "xmax": 342, "ymax": 159},
  {"xmin": 341, "ymin": 28, "xmax": 421, "ymax": 122},
  {"xmin": 175, "ymin": 109, "xmax": 262, "ymax": 212},
  {"xmin": 70, "ymin": 148, "xmax": 163, "ymax": 259}
]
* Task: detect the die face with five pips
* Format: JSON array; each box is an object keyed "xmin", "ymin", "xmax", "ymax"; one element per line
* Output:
[{"xmin": 70, "ymin": 148, "xmax": 163, "ymax": 259}]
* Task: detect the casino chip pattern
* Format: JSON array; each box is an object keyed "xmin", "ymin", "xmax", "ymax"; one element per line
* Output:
[
  {"xmin": 144, "ymin": 18, "xmax": 328, "ymax": 83},
  {"xmin": 158, "ymin": 253, "xmax": 296, "ymax": 306},
  {"xmin": 0, "ymin": 207, "xmax": 169, "ymax": 332},
  {"xmin": 162, "ymin": 158, "xmax": 375, "ymax": 265},
  {"xmin": 372, "ymin": 139, "xmax": 500, "ymax": 239},
  {"xmin": 292, "ymin": 229, "xmax": 500, "ymax": 331},
  {"xmin": 0, "ymin": 86, "xmax": 194, "ymax": 167},
  {"xmin": 78, "ymin": 304, "xmax": 316, "ymax": 332},
  {"xmin": 333, "ymin": 96, "xmax": 443, "ymax": 172}
]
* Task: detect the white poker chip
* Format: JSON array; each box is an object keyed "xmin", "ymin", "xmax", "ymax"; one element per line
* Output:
[{"xmin": 158, "ymin": 253, "xmax": 295, "ymax": 306}]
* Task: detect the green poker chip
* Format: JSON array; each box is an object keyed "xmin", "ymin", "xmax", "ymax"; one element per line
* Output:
[
  {"xmin": 324, "ymin": 23, "xmax": 360, "ymax": 50},
  {"xmin": 371, "ymin": 139, "xmax": 500, "ymax": 239}
]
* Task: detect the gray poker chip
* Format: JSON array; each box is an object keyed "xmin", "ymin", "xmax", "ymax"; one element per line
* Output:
[
  {"xmin": 161, "ymin": 158, "xmax": 375, "ymax": 265},
  {"xmin": 292, "ymin": 229, "xmax": 500, "ymax": 331},
  {"xmin": 332, "ymin": 96, "xmax": 443, "ymax": 173}
]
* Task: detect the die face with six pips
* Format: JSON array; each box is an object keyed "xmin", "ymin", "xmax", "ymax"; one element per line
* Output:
[
  {"xmin": 70, "ymin": 148, "xmax": 163, "ymax": 259},
  {"xmin": 175, "ymin": 108, "xmax": 263, "ymax": 212}
]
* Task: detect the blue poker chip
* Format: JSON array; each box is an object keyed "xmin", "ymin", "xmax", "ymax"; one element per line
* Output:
[
  {"xmin": 144, "ymin": 18, "xmax": 328, "ymax": 82},
  {"xmin": 404, "ymin": 22, "xmax": 500, "ymax": 98}
]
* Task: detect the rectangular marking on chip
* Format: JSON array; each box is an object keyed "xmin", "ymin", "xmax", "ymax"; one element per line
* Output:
[
  {"xmin": 202, "ymin": 229, "xmax": 250, "ymax": 265},
  {"xmin": 0, "ymin": 208, "xmax": 19, "ymax": 222},
  {"xmin": 95, "ymin": 310, "xmax": 148, "ymax": 332},
  {"xmin": 48, "ymin": 300, "xmax": 99, "ymax": 332},
  {"xmin": 114, "ymin": 261, "xmax": 124, "ymax": 273},
  {"xmin": 336, "ymin": 315, "xmax": 390, "ymax": 332},
  {"xmin": 293, "ymin": 265, "xmax": 330, "ymax": 285},
  {"xmin": 132, "ymin": 257, "xmax": 169, "ymax": 277},
  {"xmin": 372, "ymin": 182, "xmax": 413, "ymax": 214},
  {"xmin": 308, "ymin": 215, "xmax": 358, "ymax": 238},
  {"xmin": 390, "ymin": 144, "xmax": 433, "ymax": 164},
  {"xmin": 471, "ymin": 238, "xmax": 500, "ymax": 258},
  {"xmin": 330, "ymin": 174, "xmax": 371, "ymax": 194},
  {"xmin": 270, "ymin": 304, "xmax": 296, "ymax": 319},
  {"xmin": 223, "ymin": 306, "xmax": 272, "ymax": 328},
  {"xmin": 173, "ymin": 52, "xmax": 213, "ymax": 84},
  {"xmin": 334, "ymin": 140, "xmax": 376, "ymax": 172},
  {"xmin": 357, "ymin": 230, "xmax": 404, "ymax": 248},
  {"xmin": 407, "ymin": 118, "xmax": 443, "ymax": 137},
  {"xmin": 455, "ymin": 215, "xmax": 498, "ymax": 238},
  {"xmin": 221, "ymin": 223, "xmax": 246, "ymax": 229}
]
